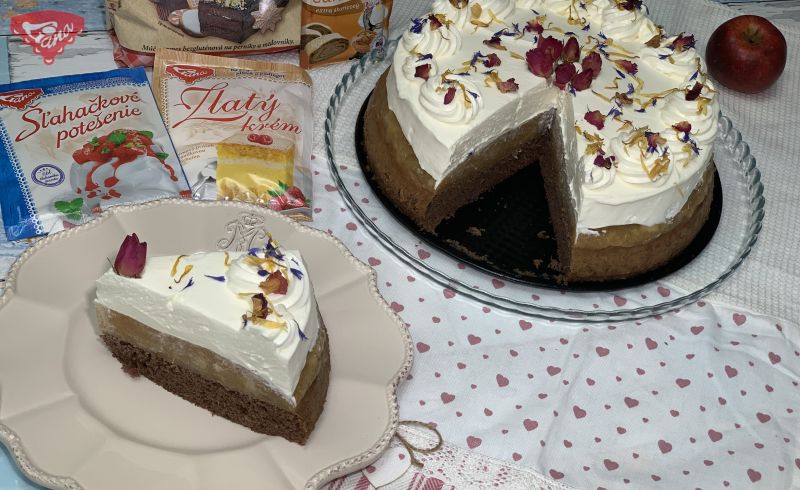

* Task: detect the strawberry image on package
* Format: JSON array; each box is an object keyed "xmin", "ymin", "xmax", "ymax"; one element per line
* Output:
[{"xmin": 0, "ymin": 68, "xmax": 191, "ymax": 241}]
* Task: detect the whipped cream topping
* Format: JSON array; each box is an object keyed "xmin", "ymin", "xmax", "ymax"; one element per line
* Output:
[
  {"xmin": 387, "ymin": 0, "xmax": 718, "ymax": 231},
  {"xmin": 95, "ymin": 240, "xmax": 318, "ymax": 404}
]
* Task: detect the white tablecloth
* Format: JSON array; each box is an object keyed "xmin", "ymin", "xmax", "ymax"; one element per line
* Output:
[{"xmin": 1, "ymin": 1, "xmax": 799, "ymax": 489}]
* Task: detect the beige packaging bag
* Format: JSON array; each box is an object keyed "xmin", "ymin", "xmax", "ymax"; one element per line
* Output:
[
  {"xmin": 153, "ymin": 49, "xmax": 314, "ymax": 221},
  {"xmin": 300, "ymin": 0, "xmax": 393, "ymax": 68},
  {"xmin": 107, "ymin": 0, "xmax": 300, "ymax": 66}
]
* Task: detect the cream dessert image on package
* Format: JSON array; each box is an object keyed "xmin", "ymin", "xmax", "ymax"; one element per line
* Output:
[
  {"xmin": 363, "ymin": 0, "xmax": 719, "ymax": 282},
  {"xmin": 215, "ymin": 131, "xmax": 296, "ymax": 206},
  {"xmin": 95, "ymin": 233, "xmax": 329, "ymax": 444}
]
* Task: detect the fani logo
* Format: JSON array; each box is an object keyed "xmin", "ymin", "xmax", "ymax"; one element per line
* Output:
[
  {"xmin": 10, "ymin": 10, "xmax": 84, "ymax": 65},
  {"xmin": 0, "ymin": 88, "xmax": 44, "ymax": 110},
  {"xmin": 166, "ymin": 65, "xmax": 216, "ymax": 85}
]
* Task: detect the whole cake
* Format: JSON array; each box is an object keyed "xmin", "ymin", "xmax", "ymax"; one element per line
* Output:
[
  {"xmin": 363, "ymin": 0, "xmax": 719, "ymax": 281},
  {"xmin": 95, "ymin": 233, "xmax": 329, "ymax": 444}
]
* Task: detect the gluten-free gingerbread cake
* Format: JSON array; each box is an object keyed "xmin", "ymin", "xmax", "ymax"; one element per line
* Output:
[
  {"xmin": 95, "ymin": 233, "xmax": 328, "ymax": 444},
  {"xmin": 363, "ymin": 0, "xmax": 719, "ymax": 282}
]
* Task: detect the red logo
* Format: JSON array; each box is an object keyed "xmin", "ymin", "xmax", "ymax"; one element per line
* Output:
[
  {"xmin": 10, "ymin": 11, "xmax": 84, "ymax": 65},
  {"xmin": 0, "ymin": 89, "xmax": 44, "ymax": 110},
  {"xmin": 166, "ymin": 65, "xmax": 216, "ymax": 84}
]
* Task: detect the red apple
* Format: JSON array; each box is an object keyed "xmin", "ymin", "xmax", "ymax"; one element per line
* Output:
[{"xmin": 706, "ymin": 15, "xmax": 787, "ymax": 94}]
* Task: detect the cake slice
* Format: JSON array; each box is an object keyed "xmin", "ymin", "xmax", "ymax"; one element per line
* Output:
[
  {"xmin": 95, "ymin": 233, "xmax": 329, "ymax": 444},
  {"xmin": 216, "ymin": 132, "xmax": 295, "ymax": 204}
]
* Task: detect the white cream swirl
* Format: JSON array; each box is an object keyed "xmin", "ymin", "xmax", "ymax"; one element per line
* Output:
[
  {"xmin": 473, "ymin": 0, "xmax": 515, "ymax": 22},
  {"xmin": 660, "ymin": 83, "xmax": 719, "ymax": 165},
  {"xmin": 601, "ymin": 3, "xmax": 658, "ymax": 43},
  {"xmin": 641, "ymin": 37, "xmax": 701, "ymax": 82},
  {"xmin": 516, "ymin": 0, "xmax": 545, "ymax": 9},
  {"xmin": 432, "ymin": 0, "xmax": 471, "ymax": 29},
  {"xmin": 402, "ymin": 18, "xmax": 462, "ymax": 58},
  {"xmin": 583, "ymin": 154, "xmax": 616, "ymax": 190},
  {"xmin": 419, "ymin": 76, "xmax": 484, "ymax": 124},
  {"xmin": 225, "ymin": 248, "xmax": 310, "ymax": 345},
  {"xmin": 403, "ymin": 55, "xmax": 440, "ymax": 81},
  {"xmin": 611, "ymin": 130, "xmax": 674, "ymax": 187}
]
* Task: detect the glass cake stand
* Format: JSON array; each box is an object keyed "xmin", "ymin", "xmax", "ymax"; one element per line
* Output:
[{"xmin": 324, "ymin": 40, "xmax": 765, "ymax": 322}]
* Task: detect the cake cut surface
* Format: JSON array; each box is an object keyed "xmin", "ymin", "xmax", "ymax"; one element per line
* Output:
[
  {"xmin": 364, "ymin": 0, "xmax": 719, "ymax": 281},
  {"xmin": 95, "ymin": 234, "xmax": 329, "ymax": 444}
]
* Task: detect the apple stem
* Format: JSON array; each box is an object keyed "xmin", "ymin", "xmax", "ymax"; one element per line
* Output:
[{"xmin": 743, "ymin": 25, "xmax": 762, "ymax": 44}]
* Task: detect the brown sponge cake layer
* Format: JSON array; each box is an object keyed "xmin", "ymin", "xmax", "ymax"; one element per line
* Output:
[{"xmin": 97, "ymin": 306, "xmax": 330, "ymax": 445}]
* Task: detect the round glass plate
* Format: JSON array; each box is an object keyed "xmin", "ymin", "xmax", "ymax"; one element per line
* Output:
[{"xmin": 324, "ymin": 40, "xmax": 765, "ymax": 322}]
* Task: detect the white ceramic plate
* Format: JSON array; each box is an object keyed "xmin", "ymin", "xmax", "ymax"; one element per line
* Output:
[{"xmin": 0, "ymin": 199, "xmax": 413, "ymax": 490}]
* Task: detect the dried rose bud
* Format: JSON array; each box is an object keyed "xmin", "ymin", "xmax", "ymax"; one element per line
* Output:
[
  {"xmin": 685, "ymin": 82, "xmax": 703, "ymax": 101},
  {"xmin": 562, "ymin": 36, "xmax": 580, "ymax": 63},
  {"xmin": 584, "ymin": 110, "xmax": 606, "ymax": 130},
  {"xmin": 594, "ymin": 154, "xmax": 615, "ymax": 169},
  {"xmin": 616, "ymin": 60, "xmax": 638, "ymax": 75},
  {"xmin": 525, "ymin": 19, "xmax": 544, "ymax": 35},
  {"xmin": 444, "ymin": 86, "xmax": 457, "ymax": 105},
  {"xmin": 497, "ymin": 77, "xmax": 519, "ymax": 93},
  {"xmin": 449, "ymin": 0, "xmax": 468, "ymax": 7},
  {"xmin": 538, "ymin": 36, "xmax": 564, "ymax": 61},
  {"xmin": 526, "ymin": 47, "xmax": 555, "ymax": 77},
  {"xmin": 672, "ymin": 121, "xmax": 692, "ymax": 133},
  {"xmin": 571, "ymin": 69, "xmax": 594, "ymax": 91},
  {"xmin": 483, "ymin": 53, "xmax": 502, "ymax": 68},
  {"xmin": 581, "ymin": 52, "xmax": 602, "ymax": 79},
  {"xmin": 483, "ymin": 35, "xmax": 506, "ymax": 51},
  {"xmin": 415, "ymin": 64, "xmax": 432, "ymax": 80},
  {"xmin": 554, "ymin": 63, "xmax": 577, "ymax": 90},
  {"xmin": 114, "ymin": 233, "xmax": 147, "ymax": 278}
]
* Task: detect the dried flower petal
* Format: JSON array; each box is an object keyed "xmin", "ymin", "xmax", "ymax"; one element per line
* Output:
[
  {"xmin": 618, "ymin": 0, "xmax": 643, "ymax": 11},
  {"xmin": 554, "ymin": 63, "xmax": 577, "ymax": 90},
  {"xmin": 581, "ymin": 52, "xmax": 602, "ymax": 79},
  {"xmin": 428, "ymin": 14, "xmax": 443, "ymax": 30},
  {"xmin": 483, "ymin": 35, "xmax": 507, "ymax": 51},
  {"xmin": 685, "ymin": 82, "xmax": 703, "ymax": 101},
  {"xmin": 415, "ymin": 63, "xmax": 432, "ymax": 80},
  {"xmin": 584, "ymin": 110, "xmax": 606, "ymax": 130},
  {"xmin": 260, "ymin": 270, "xmax": 289, "ymax": 295},
  {"xmin": 669, "ymin": 34, "xmax": 696, "ymax": 53},
  {"xmin": 483, "ymin": 53, "xmax": 502, "ymax": 68},
  {"xmin": 645, "ymin": 131, "xmax": 667, "ymax": 151},
  {"xmin": 444, "ymin": 86, "xmax": 457, "ymax": 105},
  {"xmin": 497, "ymin": 77, "xmax": 519, "ymax": 93},
  {"xmin": 594, "ymin": 154, "xmax": 615, "ymax": 169},
  {"xmin": 615, "ymin": 60, "xmax": 638, "ymax": 75},
  {"xmin": 525, "ymin": 19, "xmax": 544, "ymax": 35},
  {"xmin": 251, "ymin": 293, "xmax": 270, "ymax": 320},
  {"xmin": 449, "ymin": 0, "xmax": 468, "ymax": 8},
  {"xmin": 114, "ymin": 233, "xmax": 147, "ymax": 278},
  {"xmin": 645, "ymin": 34, "xmax": 663, "ymax": 48},
  {"xmin": 571, "ymin": 69, "xmax": 594, "ymax": 91},
  {"xmin": 563, "ymin": 36, "xmax": 580, "ymax": 63},
  {"xmin": 672, "ymin": 121, "xmax": 692, "ymax": 133},
  {"xmin": 614, "ymin": 92, "xmax": 634, "ymax": 105}
]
